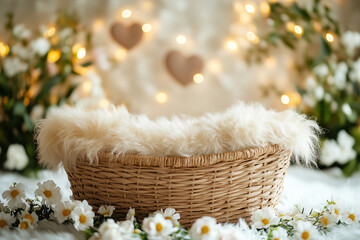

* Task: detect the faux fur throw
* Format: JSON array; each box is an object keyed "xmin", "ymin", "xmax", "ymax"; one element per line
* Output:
[{"xmin": 36, "ymin": 102, "xmax": 320, "ymax": 169}]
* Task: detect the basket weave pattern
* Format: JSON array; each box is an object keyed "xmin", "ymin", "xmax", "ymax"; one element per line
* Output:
[{"xmin": 65, "ymin": 145, "xmax": 291, "ymax": 226}]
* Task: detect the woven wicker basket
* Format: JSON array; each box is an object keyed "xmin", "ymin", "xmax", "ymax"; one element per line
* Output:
[{"xmin": 65, "ymin": 144, "xmax": 290, "ymax": 227}]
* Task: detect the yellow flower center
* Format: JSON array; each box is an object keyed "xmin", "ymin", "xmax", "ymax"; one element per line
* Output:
[
  {"xmin": 301, "ymin": 231, "xmax": 310, "ymax": 239},
  {"xmin": 44, "ymin": 190, "xmax": 52, "ymax": 198},
  {"xmin": 79, "ymin": 215, "xmax": 87, "ymax": 224},
  {"xmin": 24, "ymin": 213, "xmax": 34, "ymax": 225},
  {"xmin": 133, "ymin": 229, "xmax": 140, "ymax": 234},
  {"xmin": 156, "ymin": 223, "xmax": 163, "ymax": 232},
  {"xmin": 20, "ymin": 221, "xmax": 28, "ymax": 229},
  {"xmin": 320, "ymin": 216, "xmax": 328, "ymax": 226},
  {"xmin": 201, "ymin": 225, "xmax": 209, "ymax": 234},
  {"xmin": 63, "ymin": 209, "xmax": 71, "ymax": 217},
  {"xmin": 334, "ymin": 209, "xmax": 339, "ymax": 215},
  {"xmin": 0, "ymin": 220, "xmax": 7, "ymax": 228},
  {"xmin": 165, "ymin": 216, "xmax": 172, "ymax": 220},
  {"xmin": 273, "ymin": 238, "xmax": 280, "ymax": 240},
  {"xmin": 261, "ymin": 218, "xmax": 270, "ymax": 225},
  {"xmin": 349, "ymin": 214, "xmax": 355, "ymax": 221},
  {"xmin": 11, "ymin": 190, "xmax": 19, "ymax": 198}
]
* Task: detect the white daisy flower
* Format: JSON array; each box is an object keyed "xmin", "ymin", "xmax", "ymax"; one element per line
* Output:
[
  {"xmin": 34, "ymin": 180, "xmax": 62, "ymax": 205},
  {"xmin": 160, "ymin": 208, "xmax": 180, "ymax": 225},
  {"xmin": 71, "ymin": 205, "xmax": 95, "ymax": 231},
  {"xmin": 319, "ymin": 212, "xmax": 337, "ymax": 227},
  {"xmin": 30, "ymin": 37, "xmax": 50, "ymax": 56},
  {"xmin": 21, "ymin": 211, "xmax": 39, "ymax": 227},
  {"xmin": 251, "ymin": 207, "xmax": 279, "ymax": 229},
  {"xmin": 4, "ymin": 144, "xmax": 29, "ymax": 170},
  {"xmin": 293, "ymin": 221, "xmax": 320, "ymax": 240},
  {"xmin": 118, "ymin": 220, "xmax": 134, "ymax": 234},
  {"xmin": 190, "ymin": 216, "xmax": 220, "ymax": 240},
  {"xmin": 2, "ymin": 183, "xmax": 26, "ymax": 209},
  {"xmin": 0, "ymin": 212, "xmax": 15, "ymax": 229},
  {"xmin": 219, "ymin": 224, "xmax": 244, "ymax": 240},
  {"xmin": 54, "ymin": 201, "xmax": 76, "ymax": 223},
  {"xmin": 126, "ymin": 207, "xmax": 136, "ymax": 222},
  {"xmin": 341, "ymin": 208, "xmax": 360, "ymax": 225},
  {"xmin": 320, "ymin": 139, "xmax": 340, "ymax": 167},
  {"xmin": 18, "ymin": 218, "xmax": 32, "ymax": 230},
  {"xmin": 98, "ymin": 219, "xmax": 121, "ymax": 239},
  {"xmin": 98, "ymin": 205, "xmax": 115, "ymax": 217},
  {"xmin": 143, "ymin": 213, "xmax": 178, "ymax": 239},
  {"xmin": 327, "ymin": 203, "xmax": 342, "ymax": 220},
  {"xmin": 272, "ymin": 227, "xmax": 289, "ymax": 240},
  {"xmin": 337, "ymin": 130, "xmax": 356, "ymax": 165}
]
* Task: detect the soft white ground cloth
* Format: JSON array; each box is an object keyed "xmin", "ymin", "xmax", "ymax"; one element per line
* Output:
[{"xmin": 0, "ymin": 166, "xmax": 360, "ymax": 239}]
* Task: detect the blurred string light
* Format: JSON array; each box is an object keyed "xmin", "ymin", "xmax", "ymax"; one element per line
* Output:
[
  {"xmin": 193, "ymin": 73, "xmax": 204, "ymax": 83},
  {"xmin": 259, "ymin": 2, "xmax": 270, "ymax": 16},
  {"xmin": 207, "ymin": 59, "xmax": 222, "ymax": 74},
  {"xmin": 0, "ymin": 42, "xmax": 9, "ymax": 57},
  {"xmin": 226, "ymin": 40, "xmax": 238, "ymax": 51},
  {"xmin": 245, "ymin": 3, "xmax": 255, "ymax": 14},
  {"xmin": 72, "ymin": 43, "xmax": 86, "ymax": 59},
  {"xmin": 114, "ymin": 49, "xmax": 127, "ymax": 61},
  {"xmin": 294, "ymin": 25, "xmax": 303, "ymax": 36},
  {"xmin": 93, "ymin": 19, "xmax": 105, "ymax": 32},
  {"xmin": 122, "ymin": 9, "xmax": 132, "ymax": 19},
  {"xmin": 281, "ymin": 94, "xmax": 290, "ymax": 105},
  {"xmin": 156, "ymin": 92, "xmax": 168, "ymax": 103},
  {"xmin": 326, "ymin": 32, "xmax": 334, "ymax": 43},
  {"xmin": 47, "ymin": 50, "xmax": 61, "ymax": 63},
  {"xmin": 281, "ymin": 92, "xmax": 301, "ymax": 106},
  {"xmin": 44, "ymin": 26, "xmax": 56, "ymax": 38},
  {"xmin": 176, "ymin": 35, "xmax": 186, "ymax": 45},
  {"xmin": 142, "ymin": 23, "xmax": 152, "ymax": 33},
  {"xmin": 246, "ymin": 31, "xmax": 259, "ymax": 43}
]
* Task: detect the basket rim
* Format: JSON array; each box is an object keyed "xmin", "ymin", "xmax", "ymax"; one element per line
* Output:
[{"xmin": 72, "ymin": 144, "xmax": 291, "ymax": 168}]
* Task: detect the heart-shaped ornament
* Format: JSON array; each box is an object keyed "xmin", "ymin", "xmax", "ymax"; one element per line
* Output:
[
  {"xmin": 165, "ymin": 51, "xmax": 204, "ymax": 86},
  {"xmin": 110, "ymin": 22, "xmax": 143, "ymax": 50}
]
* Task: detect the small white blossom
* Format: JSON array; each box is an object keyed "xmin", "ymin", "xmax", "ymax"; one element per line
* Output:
[
  {"xmin": 71, "ymin": 204, "xmax": 95, "ymax": 231},
  {"xmin": 303, "ymin": 94, "xmax": 316, "ymax": 108},
  {"xmin": 0, "ymin": 212, "xmax": 15, "ymax": 229},
  {"xmin": 334, "ymin": 62, "xmax": 348, "ymax": 90},
  {"xmin": 4, "ymin": 144, "xmax": 29, "ymax": 171},
  {"xmin": 190, "ymin": 216, "xmax": 220, "ymax": 240},
  {"xmin": 98, "ymin": 205, "xmax": 115, "ymax": 217},
  {"xmin": 3, "ymin": 57, "xmax": 29, "ymax": 78},
  {"xmin": 126, "ymin": 207, "xmax": 136, "ymax": 222},
  {"xmin": 13, "ymin": 24, "xmax": 32, "ymax": 40},
  {"xmin": 330, "ymin": 101, "xmax": 338, "ymax": 112},
  {"xmin": 342, "ymin": 31, "xmax": 360, "ymax": 56},
  {"xmin": 98, "ymin": 219, "xmax": 121, "ymax": 240},
  {"xmin": 251, "ymin": 207, "xmax": 279, "ymax": 229},
  {"xmin": 328, "ymin": 203, "xmax": 342, "ymax": 220},
  {"xmin": 320, "ymin": 139, "xmax": 340, "ymax": 166},
  {"xmin": 160, "ymin": 208, "xmax": 180, "ymax": 225},
  {"xmin": 314, "ymin": 64, "xmax": 328, "ymax": 77},
  {"xmin": 18, "ymin": 218, "xmax": 32, "ymax": 230},
  {"xmin": 30, "ymin": 105, "xmax": 45, "ymax": 122},
  {"xmin": 30, "ymin": 37, "xmax": 50, "ymax": 56},
  {"xmin": 2, "ymin": 183, "xmax": 26, "ymax": 209},
  {"xmin": 305, "ymin": 76, "xmax": 317, "ymax": 90},
  {"xmin": 314, "ymin": 86, "xmax": 324, "ymax": 100},
  {"xmin": 74, "ymin": 199, "xmax": 93, "ymax": 211},
  {"xmin": 293, "ymin": 221, "xmax": 320, "ymax": 240},
  {"xmin": 341, "ymin": 207, "xmax": 360, "ymax": 225},
  {"xmin": 34, "ymin": 180, "xmax": 62, "ymax": 205},
  {"xmin": 272, "ymin": 227, "xmax": 289, "ymax": 240},
  {"xmin": 350, "ymin": 58, "xmax": 360, "ymax": 83},
  {"xmin": 337, "ymin": 130, "xmax": 356, "ymax": 164},
  {"xmin": 319, "ymin": 212, "xmax": 337, "ymax": 227},
  {"xmin": 143, "ymin": 213, "xmax": 178, "ymax": 239},
  {"xmin": 12, "ymin": 43, "xmax": 32, "ymax": 60},
  {"xmin": 21, "ymin": 211, "xmax": 39, "ymax": 227},
  {"xmin": 341, "ymin": 103, "xmax": 352, "ymax": 117},
  {"xmin": 54, "ymin": 201, "xmax": 76, "ymax": 223}
]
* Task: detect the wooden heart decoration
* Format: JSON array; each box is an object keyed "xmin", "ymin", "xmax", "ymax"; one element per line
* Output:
[
  {"xmin": 110, "ymin": 22, "xmax": 143, "ymax": 50},
  {"xmin": 165, "ymin": 51, "xmax": 204, "ymax": 86}
]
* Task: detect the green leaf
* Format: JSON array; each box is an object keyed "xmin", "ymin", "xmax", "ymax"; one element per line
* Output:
[
  {"xmin": 343, "ymin": 158, "xmax": 358, "ymax": 177},
  {"xmin": 81, "ymin": 61, "xmax": 93, "ymax": 67},
  {"xmin": 23, "ymin": 113, "xmax": 34, "ymax": 131},
  {"xmin": 13, "ymin": 102, "xmax": 26, "ymax": 116}
]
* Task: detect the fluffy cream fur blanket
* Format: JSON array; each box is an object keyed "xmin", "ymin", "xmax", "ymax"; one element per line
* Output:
[{"xmin": 36, "ymin": 102, "xmax": 320, "ymax": 169}]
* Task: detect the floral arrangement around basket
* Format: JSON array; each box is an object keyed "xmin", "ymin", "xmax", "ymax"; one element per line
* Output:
[
  {"xmin": 0, "ymin": 13, "xmax": 92, "ymax": 174},
  {"xmin": 246, "ymin": 0, "xmax": 360, "ymax": 176},
  {"xmin": 0, "ymin": 181, "xmax": 359, "ymax": 240}
]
